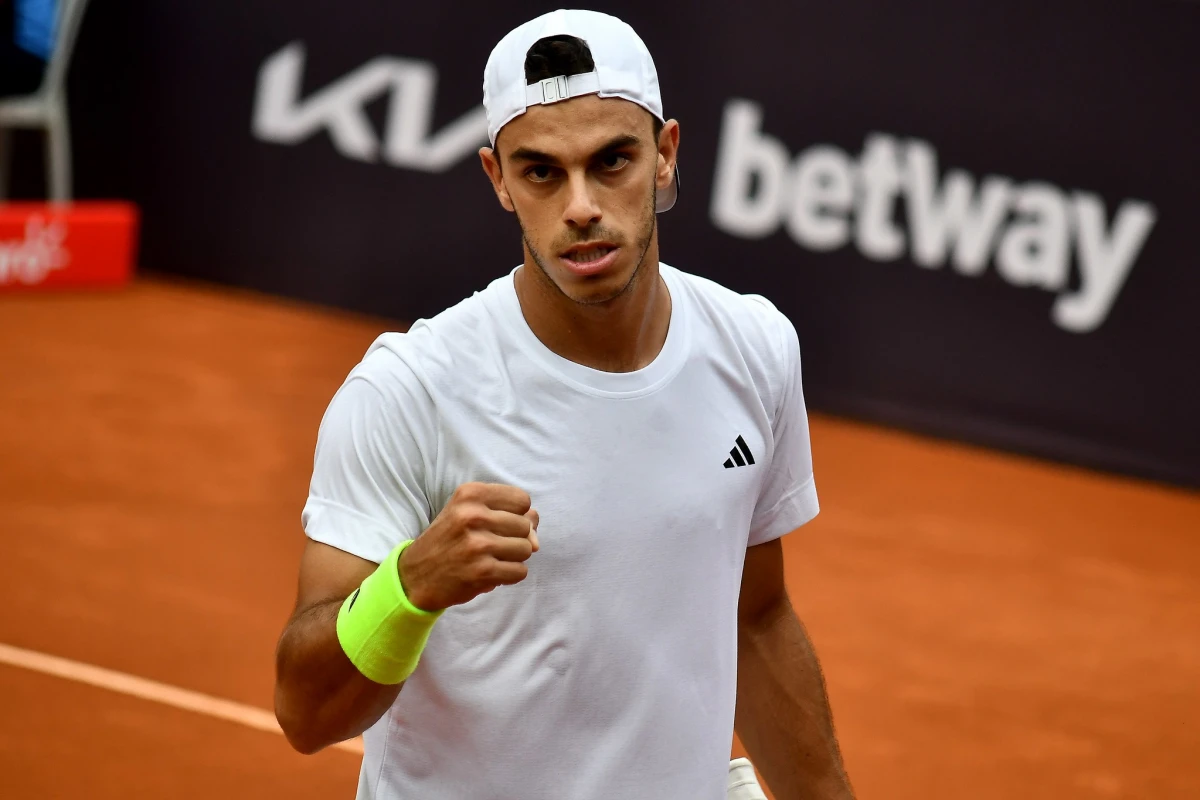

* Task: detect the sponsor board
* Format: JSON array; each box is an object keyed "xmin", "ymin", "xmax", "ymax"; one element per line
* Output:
[{"xmin": 0, "ymin": 204, "xmax": 138, "ymax": 292}]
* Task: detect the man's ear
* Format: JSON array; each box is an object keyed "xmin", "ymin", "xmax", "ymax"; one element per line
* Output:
[
  {"xmin": 479, "ymin": 146, "xmax": 515, "ymax": 213},
  {"xmin": 656, "ymin": 120, "xmax": 681, "ymax": 193}
]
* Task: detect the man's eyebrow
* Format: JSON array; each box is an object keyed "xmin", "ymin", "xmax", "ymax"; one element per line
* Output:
[
  {"xmin": 507, "ymin": 134, "xmax": 645, "ymax": 166},
  {"xmin": 590, "ymin": 134, "xmax": 642, "ymax": 156},
  {"xmin": 508, "ymin": 147, "xmax": 560, "ymax": 165}
]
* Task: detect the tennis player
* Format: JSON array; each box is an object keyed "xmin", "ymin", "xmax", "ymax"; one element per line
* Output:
[{"xmin": 274, "ymin": 9, "xmax": 855, "ymax": 799}]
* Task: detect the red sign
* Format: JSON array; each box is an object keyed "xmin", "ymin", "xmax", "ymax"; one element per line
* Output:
[{"xmin": 0, "ymin": 202, "xmax": 139, "ymax": 291}]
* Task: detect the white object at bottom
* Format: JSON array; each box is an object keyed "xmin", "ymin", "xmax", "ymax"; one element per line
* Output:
[{"xmin": 727, "ymin": 758, "xmax": 768, "ymax": 799}]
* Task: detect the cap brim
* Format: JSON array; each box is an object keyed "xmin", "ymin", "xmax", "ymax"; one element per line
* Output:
[{"xmin": 656, "ymin": 165, "xmax": 680, "ymax": 213}]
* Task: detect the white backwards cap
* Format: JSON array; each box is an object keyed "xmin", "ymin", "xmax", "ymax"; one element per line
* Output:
[{"xmin": 482, "ymin": 9, "xmax": 679, "ymax": 212}]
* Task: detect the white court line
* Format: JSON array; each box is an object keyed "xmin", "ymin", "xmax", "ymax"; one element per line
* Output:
[{"xmin": 0, "ymin": 642, "xmax": 364, "ymax": 755}]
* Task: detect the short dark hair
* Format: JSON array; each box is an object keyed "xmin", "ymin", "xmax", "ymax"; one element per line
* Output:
[
  {"xmin": 522, "ymin": 35, "xmax": 664, "ymax": 142},
  {"xmin": 524, "ymin": 35, "xmax": 596, "ymax": 84}
]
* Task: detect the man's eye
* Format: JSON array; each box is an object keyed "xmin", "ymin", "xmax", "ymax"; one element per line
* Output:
[
  {"xmin": 527, "ymin": 165, "xmax": 555, "ymax": 182},
  {"xmin": 600, "ymin": 154, "xmax": 630, "ymax": 171}
]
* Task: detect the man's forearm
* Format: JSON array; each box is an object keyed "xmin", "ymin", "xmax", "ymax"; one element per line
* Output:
[
  {"xmin": 274, "ymin": 599, "xmax": 404, "ymax": 754},
  {"xmin": 736, "ymin": 602, "xmax": 854, "ymax": 799}
]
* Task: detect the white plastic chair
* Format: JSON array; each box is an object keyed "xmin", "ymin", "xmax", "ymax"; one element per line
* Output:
[{"xmin": 0, "ymin": 0, "xmax": 93, "ymax": 201}]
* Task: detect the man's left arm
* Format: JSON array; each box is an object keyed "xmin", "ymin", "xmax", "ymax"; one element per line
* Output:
[{"xmin": 736, "ymin": 536, "xmax": 855, "ymax": 799}]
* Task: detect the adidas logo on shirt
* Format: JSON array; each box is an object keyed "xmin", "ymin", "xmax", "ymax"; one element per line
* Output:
[{"xmin": 723, "ymin": 436, "xmax": 756, "ymax": 469}]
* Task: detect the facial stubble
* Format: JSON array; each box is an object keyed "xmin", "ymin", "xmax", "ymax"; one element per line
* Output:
[{"xmin": 518, "ymin": 181, "xmax": 658, "ymax": 306}]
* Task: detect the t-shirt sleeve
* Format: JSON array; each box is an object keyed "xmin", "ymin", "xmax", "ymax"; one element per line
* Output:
[
  {"xmin": 748, "ymin": 311, "xmax": 819, "ymax": 546},
  {"xmin": 300, "ymin": 352, "xmax": 436, "ymax": 565}
]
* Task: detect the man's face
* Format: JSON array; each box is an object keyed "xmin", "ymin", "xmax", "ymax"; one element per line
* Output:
[{"xmin": 482, "ymin": 95, "xmax": 678, "ymax": 305}]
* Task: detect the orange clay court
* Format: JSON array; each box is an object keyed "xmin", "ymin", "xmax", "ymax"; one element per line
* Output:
[{"xmin": 0, "ymin": 277, "xmax": 1197, "ymax": 799}]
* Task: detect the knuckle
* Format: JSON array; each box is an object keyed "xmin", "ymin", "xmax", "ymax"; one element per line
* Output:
[
  {"xmin": 464, "ymin": 533, "xmax": 491, "ymax": 558},
  {"xmin": 470, "ymin": 560, "xmax": 496, "ymax": 583},
  {"xmin": 454, "ymin": 482, "xmax": 482, "ymax": 502},
  {"xmin": 444, "ymin": 506, "xmax": 468, "ymax": 531},
  {"xmin": 463, "ymin": 507, "xmax": 490, "ymax": 530},
  {"xmin": 449, "ymin": 503, "xmax": 485, "ymax": 531}
]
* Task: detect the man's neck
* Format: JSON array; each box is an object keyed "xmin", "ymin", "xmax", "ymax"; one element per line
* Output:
[{"xmin": 513, "ymin": 256, "xmax": 672, "ymax": 374}]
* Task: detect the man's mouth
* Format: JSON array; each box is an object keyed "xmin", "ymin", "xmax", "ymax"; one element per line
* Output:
[
  {"xmin": 570, "ymin": 246, "xmax": 614, "ymax": 263},
  {"xmin": 561, "ymin": 243, "xmax": 618, "ymax": 262},
  {"xmin": 559, "ymin": 242, "xmax": 621, "ymax": 276}
]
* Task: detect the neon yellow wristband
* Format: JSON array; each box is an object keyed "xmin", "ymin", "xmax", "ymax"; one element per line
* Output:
[{"xmin": 336, "ymin": 539, "xmax": 443, "ymax": 685}]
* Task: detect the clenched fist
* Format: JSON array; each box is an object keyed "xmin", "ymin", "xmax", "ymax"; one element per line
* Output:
[{"xmin": 398, "ymin": 482, "xmax": 539, "ymax": 611}]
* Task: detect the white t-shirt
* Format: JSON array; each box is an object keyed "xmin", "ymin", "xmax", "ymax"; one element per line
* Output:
[{"xmin": 302, "ymin": 264, "xmax": 819, "ymax": 800}]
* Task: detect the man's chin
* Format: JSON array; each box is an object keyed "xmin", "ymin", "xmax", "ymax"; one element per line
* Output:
[{"xmin": 554, "ymin": 263, "xmax": 639, "ymax": 306}]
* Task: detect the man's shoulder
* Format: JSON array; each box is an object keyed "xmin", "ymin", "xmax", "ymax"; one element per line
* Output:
[
  {"xmin": 353, "ymin": 274, "xmax": 510, "ymax": 388},
  {"xmin": 667, "ymin": 264, "xmax": 796, "ymax": 366}
]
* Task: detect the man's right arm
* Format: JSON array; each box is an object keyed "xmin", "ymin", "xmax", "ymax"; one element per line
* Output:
[
  {"xmin": 274, "ymin": 540, "xmax": 405, "ymax": 755},
  {"xmin": 275, "ymin": 482, "xmax": 540, "ymax": 754}
]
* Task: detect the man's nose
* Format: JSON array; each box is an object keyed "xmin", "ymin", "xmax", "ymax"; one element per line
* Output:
[{"xmin": 562, "ymin": 172, "xmax": 602, "ymax": 228}]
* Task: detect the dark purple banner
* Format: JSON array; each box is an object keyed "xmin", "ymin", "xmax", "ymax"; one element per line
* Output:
[{"xmin": 42, "ymin": 0, "xmax": 1200, "ymax": 486}]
